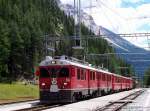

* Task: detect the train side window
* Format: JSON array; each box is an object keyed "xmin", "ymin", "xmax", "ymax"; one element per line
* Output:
[
  {"xmin": 106, "ymin": 75, "xmax": 107, "ymax": 81},
  {"xmin": 107, "ymin": 75, "xmax": 109, "ymax": 81},
  {"xmin": 59, "ymin": 68, "xmax": 69, "ymax": 77},
  {"xmin": 77, "ymin": 68, "xmax": 80, "ymax": 80},
  {"xmin": 96, "ymin": 73, "xmax": 99, "ymax": 80},
  {"xmin": 93, "ymin": 72, "xmax": 95, "ymax": 80},
  {"xmin": 117, "ymin": 78, "xmax": 119, "ymax": 83},
  {"xmin": 90, "ymin": 71, "xmax": 92, "ymax": 80},
  {"xmin": 81, "ymin": 69, "xmax": 84, "ymax": 80},
  {"xmin": 84, "ymin": 70, "xmax": 86, "ymax": 80},
  {"xmin": 50, "ymin": 68, "xmax": 57, "ymax": 78},
  {"xmin": 108, "ymin": 75, "xmax": 111, "ymax": 81},
  {"xmin": 103, "ymin": 74, "xmax": 105, "ymax": 81},
  {"xmin": 99, "ymin": 73, "xmax": 101, "ymax": 80},
  {"xmin": 40, "ymin": 68, "xmax": 49, "ymax": 78},
  {"xmin": 102, "ymin": 74, "xmax": 104, "ymax": 81}
]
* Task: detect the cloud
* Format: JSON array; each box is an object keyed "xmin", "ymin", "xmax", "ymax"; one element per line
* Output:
[
  {"xmin": 122, "ymin": 0, "xmax": 144, "ymax": 3},
  {"xmin": 60, "ymin": 0, "xmax": 150, "ymax": 49},
  {"xmin": 60, "ymin": 0, "xmax": 73, "ymax": 4},
  {"xmin": 81, "ymin": 0, "xmax": 150, "ymax": 33},
  {"xmin": 60, "ymin": 0, "xmax": 150, "ymax": 33},
  {"xmin": 92, "ymin": 0, "xmax": 150, "ymax": 49}
]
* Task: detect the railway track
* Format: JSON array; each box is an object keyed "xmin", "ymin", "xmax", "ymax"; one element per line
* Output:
[
  {"xmin": 95, "ymin": 90, "xmax": 144, "ymax": 111},
  {"xmin": 14, "ymin": 103, "xmax": 61, "ymax": 111},
  {"xmin": 0, "ymin": 99, "xmax": 38, "ymax": 106}
]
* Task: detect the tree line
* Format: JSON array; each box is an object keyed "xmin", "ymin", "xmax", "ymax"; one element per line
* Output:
[{"xmin": 0, "ymin": 0, "xmax": 134, "ymax": 82}]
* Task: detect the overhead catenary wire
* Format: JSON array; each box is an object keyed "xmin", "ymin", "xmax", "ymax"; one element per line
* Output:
[
  {"xmin": 96, "ymin": 1, "xmax": 119, "ymax": 33},
  {"xmin": 40, "ymin": 32, "xmax": 150, "ymax": 51},
  {"xmin": 40, "ymin": 33, "xmax": 150, "ymax": 39},
  {"xmin": 96, "ymin": 0, "xmax": 127, "ymax": 20}
]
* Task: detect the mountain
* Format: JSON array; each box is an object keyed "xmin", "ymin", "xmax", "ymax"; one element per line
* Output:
[
  {"xmin": 59, "ymin": 2, "xmax": 150, "ymax": 78},
  {"xmin": 100, "ymin": 26, "xmax": 150, "ymax": 78},
  {"xmin": 59, "ymin": 3, "xmax": 100, "ymax": 35}
]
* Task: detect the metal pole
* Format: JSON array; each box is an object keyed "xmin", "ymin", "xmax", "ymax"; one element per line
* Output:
[{"xmin": 74, "ymin": 0, "xmax": 76, "ymax": 37}]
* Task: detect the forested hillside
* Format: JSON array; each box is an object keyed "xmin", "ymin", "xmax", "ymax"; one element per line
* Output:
[
  {"xmin": 144, "ymin": 68, "xmax": 150, "ymax": 86},
  {"xmin": 0, "ymin": 0, "xmax": 134, "ymax": 82}
]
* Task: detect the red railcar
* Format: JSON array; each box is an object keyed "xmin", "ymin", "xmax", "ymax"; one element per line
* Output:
[{"xmin": 35, "ymin": 56, "xmax": 134, "ymax": 104}]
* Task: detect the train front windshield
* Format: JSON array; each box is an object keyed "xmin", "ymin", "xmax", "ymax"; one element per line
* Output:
[{"xmin": 39, "ymin": 67, "xmax": 69, "ymax": 78}]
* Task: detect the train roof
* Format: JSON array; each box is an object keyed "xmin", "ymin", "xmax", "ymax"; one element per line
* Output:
[{"xmin": 39, "ymin": 56, "xmax": 132, "ymax": 80}]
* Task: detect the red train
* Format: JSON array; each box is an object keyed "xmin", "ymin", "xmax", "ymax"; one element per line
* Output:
[{"xmin": 35, "ymin": 55, "xmax": 133, "ymax": 104}]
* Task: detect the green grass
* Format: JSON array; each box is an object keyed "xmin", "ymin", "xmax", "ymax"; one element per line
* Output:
[{"xmin": 0, "ymin": 83, "xmax": 39, "ymax": 100}]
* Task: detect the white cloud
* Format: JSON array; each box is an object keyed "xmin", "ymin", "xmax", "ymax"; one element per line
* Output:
[
  {"xmin": 82, "ymin": 0, "xmax": 150, "ymax": 33},
  {"xmin": 61, "ymin": 0, "xmax": 73, "ymax": 4},
  {"xmin": 122, "ymin": 0, "xmax": 143, "ymax": 3},
  {"xmin": 60, "ymin": 0, "xmax": 150, "ymax": 49}
]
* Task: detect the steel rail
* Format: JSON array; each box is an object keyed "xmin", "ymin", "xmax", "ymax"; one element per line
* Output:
[
  {"xmin": 0, "ymin": 99, "xmax": 38, "ymax": 106},
  {"xmin": 14, "ymin": 104, "xmax": 60, "ymax": 111},
  {"xmin": 95, "ymin": 90, "xmax": 144, "ymax": 111}
]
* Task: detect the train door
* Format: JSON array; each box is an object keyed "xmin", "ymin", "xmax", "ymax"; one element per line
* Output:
[
  {"xmin": 106, "ymin": 74, "xmax": 108, "ymax": 92},
  {"xmin": 87, "ymin": 70, "xmax": 90, "ymax": 95},
  {"xmin": 97, "ymin": 72, "xmax": 101, "ymax": 96},
  {"xmin": 112, "ymin": 75, "xmax": 115, "ymax": 91}
]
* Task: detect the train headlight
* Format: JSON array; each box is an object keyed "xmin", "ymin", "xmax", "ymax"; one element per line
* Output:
[
  {"xmin": 51, "ymin": 61, "xmax": 56, "ymax": 64},
  {"xmin": 64, "ymin": 82, "xmax": 67, "ymax": 86},
  {"xmin": 41, "ymin": 83, "xmax": 46, "ymax": 86}
]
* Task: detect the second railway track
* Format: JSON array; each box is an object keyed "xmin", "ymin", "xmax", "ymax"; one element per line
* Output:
[
  {"xmin": 14, "ymin": 103, "xmax": 62, "ymax": 111},
  {"xmin": 95, "ymin": 89, "xmax": 144, "ymax": 111}
]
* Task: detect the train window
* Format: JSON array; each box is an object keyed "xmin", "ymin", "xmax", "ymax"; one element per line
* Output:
[
  {"xmin": 116, "ymin": 78, "xmax": 119, "ymax": 83},
  {"xmin": 96, "ymin": 73, "xmax": 99, "ymax": 80},
  {"xmin": 90, "ymin": 71, "xmax": 92, "ymax": 80},
  {"xmin": 93, "ymin": 72, "xmax": 95, "ymax": 80},
  {"xmin": 40, "ymin": 68, "xmax": 50, "ymax": 78},
  {"xmin": 107, "ymin": 75, "xmax": 109, "ymax": 81},
  {"xmin": 59, "ymin": 68, "xmax": 69, "ymax": 77},
  {"xmin": 99, "ymin": 73, "xmax": 101, "ymax": 80},
  {"xmin": 96, "ymin": 73, "xmax": 98, "ymax": 79},
  {"xmin": 84, "ymin": 70, "xmax": 86, "ymax": 80},
  {"xmin": 102, "ymin": 74, "xmax": 104, "ymax": 81},
  {"xmin": 108, "ymin": 75, "xmax": 111, "ymax": 81},
  {"xmin": 105, "ymin": 75, "xmax": 107, "ymax": 81},
  {"xmin": 77, "ymin": 69, "xmax": 80, "ymax": 80},
  {"xmin": 103, "ymin": 74, "xmax": 105, "ymax": 81},
  {"xmin": 116, "ymin": 78, "xmax": 118, "ymax": 82},
  {"xmin": 49, "ymin": 68, "xmax": 57, "ymax": 78},
  {"xmin": 81, "ymin": 69, "xmax": 84, "ymax": 80}
]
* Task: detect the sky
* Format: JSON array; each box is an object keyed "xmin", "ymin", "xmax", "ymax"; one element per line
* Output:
[{"xmin": 60, "ymin": 0, "xmax": 150, "ymax": 50}]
